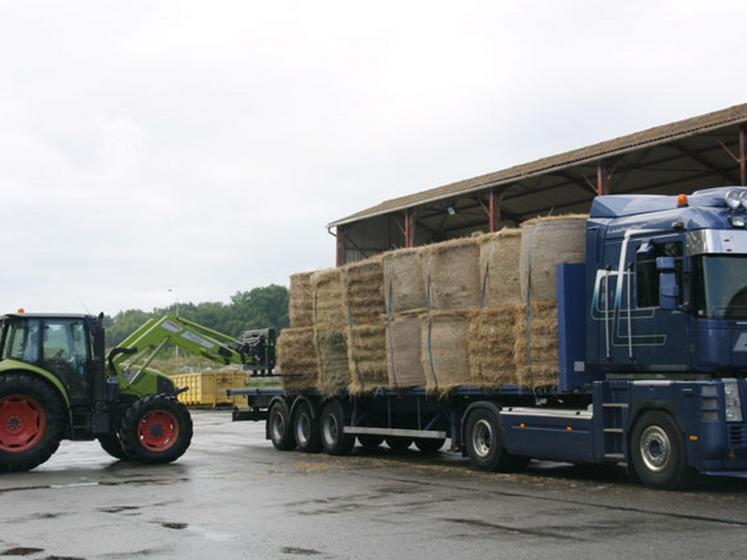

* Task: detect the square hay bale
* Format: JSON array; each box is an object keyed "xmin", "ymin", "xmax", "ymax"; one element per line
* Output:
[
  {"xmin": 421, "ymin": 310, "xmax": 473, "ymax": 392},
  {"xmin": 289, "ymin": 272, "xmax": 314, "ymax": 328},
  {"xmin": 469, "ymin": 306, "xmax": 518, "ymax": 388},
  {"xmin": 385, "ymin": 310, "xmax": 427, "ymax": 388},
  {"xmin": 342, "ymin": 257, "xmax": 385, "ymax": 325},
  {"xmin": 312, "ymin": 268, "xmax": 346, "ymax": 328},
  {"xmin": 382, "ymin": 247, "xmax": 427, "ymax": 314},
  {"xmin": 314, "ymin": 327, "xmax": 351, "ymax": 396},
  {"xmin": 425, "ymin": 237, "xmax": 481, "ymax": 310},
  {"xmin": 347, "ymin": 322, "xmax": 388, "ymax": 394},
  {"xmin": 276, "ymin": 327, "xmax": 318, "ymax": 392},
  {"xmin": 478, "ymin": 229, "xmax": 522, "ymax": 308},
  {"xmin": 514, "ymin": 301, "xmax": 559, "ymax": 388}
]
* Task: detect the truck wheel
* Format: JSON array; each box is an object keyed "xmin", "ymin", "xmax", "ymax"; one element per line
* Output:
[
  {"xmin": 292, "ymin": 401, "xmax": 321, "ymax": 453},
  {"xmin": 320, "ymin": 400, "xmax": 355, "ymax": 456},
  {"xmin": 0, "ymin": 373, "xmax": 66, "ymax": 472},
  {"xmin": 357, "ymin": 435, "xmax": 384, "ymax": 451},
  {"xmin": 386, "ymin": 437, "xmax": 412, "ymax": 452},
  {"xmin": 119, "ymin": 396, "xmax": 193, "ymax": 464},
  {"xmin": 630, "ymin": 410, "xmax": 695, "ymax": 490},
  {"xmin": 415, "ymin": 438, "xmax": 445, "ymax": 454},
  {"xmin": 268, "ymin": 400, "xmax": 296, "ymax": 451},
  {"xmin": 97, "ymin": 434, "xmax": 127, "ymax": 460},
  {"xmin": 465, "ymin": 406, "xmax": 525, "ymax": 472}
]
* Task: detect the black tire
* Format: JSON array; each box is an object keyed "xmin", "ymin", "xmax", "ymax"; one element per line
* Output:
[
  {"xmin": 320, "ymin": 400, "xmax": 355, "ymax": 456},
  {"xmin": 464, "ymin": 406, "xmax": 526, "ymax": 472},
  {"xmin": 357, "ymin": 435, "xmax": 384, "ymax": 451},
  {"xmin": 630, "ymin": 410, "xmax": 696, "ymax": 490},
  {"xmin": 268, "ymin": 399, "xmax": 296, "ymax": 451},
  {"xmin": 97, "ymin": 433, "xmax": 127, "ymax": 460},
  {"xmin": 0, "ymin": 373, "xmax": 66, "ymax": 473},
  {"xmin": 386, "ymin": 437, "xmax": 413, "ymax": 453},
  {"xmin": 119, "ymin": 396, "xmax": 193, "ymax": 464},
  {"xmin": 292, "ymin": 401, "xmax": 321, "ymax": 453},
  {"xmin": 414, "ymin": 438, "xmax": 445, "ymax": 454}
]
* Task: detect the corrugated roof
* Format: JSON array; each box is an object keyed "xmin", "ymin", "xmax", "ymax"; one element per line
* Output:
[{"xmin": 329, "ymin": 103, "xmax": 747, "ymax": 228}]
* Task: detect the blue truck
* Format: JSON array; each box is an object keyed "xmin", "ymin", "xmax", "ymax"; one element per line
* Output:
[{"xmin": 231, "ymin": 186, "xmax": 747, "ymax": 490}]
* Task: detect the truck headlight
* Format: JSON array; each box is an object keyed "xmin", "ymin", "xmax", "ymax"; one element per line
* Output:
[{"xmin": 724, "ymin": 379, "xmax": 743, "ymax": 422}]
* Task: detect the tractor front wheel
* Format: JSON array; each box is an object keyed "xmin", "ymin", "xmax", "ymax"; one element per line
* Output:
[
  {"xmin": 119, "ymin": 396, "xmax": 193, "ymax": 464},
  {"xmin": 0, "ymin": 373, "xmax": 66, "ymax": 472}
]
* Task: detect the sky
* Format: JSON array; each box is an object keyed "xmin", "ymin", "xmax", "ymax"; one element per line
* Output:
[{"xmin": 1, "ymin": 0, "xmax": 746, "ymax": 315}]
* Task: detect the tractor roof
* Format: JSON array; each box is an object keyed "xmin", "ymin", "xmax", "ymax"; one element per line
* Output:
[{"xmin": 2, "ymin": 313, "xmax": 93, "ymax": 320}]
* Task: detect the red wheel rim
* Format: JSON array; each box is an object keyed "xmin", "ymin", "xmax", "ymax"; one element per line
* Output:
[
  {"xmin": 0, "ymin": 394, "xmax": 47, "ymax": 453},
  {"xmin": 137, "ymin": 410, "xmax": 179, "ymax": 452}
]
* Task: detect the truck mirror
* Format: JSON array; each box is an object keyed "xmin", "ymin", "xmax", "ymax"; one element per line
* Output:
[
  {"xmin": 656, "ymin": 256, "xmax": 676, "ymax": 271},
  {"xmin": 659, "ymin": 270, "xmax": 679, "ymax": 310}
]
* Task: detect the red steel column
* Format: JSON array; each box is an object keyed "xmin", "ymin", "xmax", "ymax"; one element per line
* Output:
[
  {"xmin": 336, "ymin": 226, "xmax": 346, "ymax": 267},
  {"xmin": 596, "ymin": 161, "xmax": 610, "ymax": 195},
  {"xmin": 404, "ymin": 209, "xmax": 416, "ymax": 248},
  {"xmin": 488, "ymin": 188, "xmax": 501, "ymax": 232},
  {"xmin": 740, "ymin": 126, "xmax": 747, "ymax": 186}
]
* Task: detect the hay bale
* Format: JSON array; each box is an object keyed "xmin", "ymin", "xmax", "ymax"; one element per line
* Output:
[
  {"xmin": 342, "ymin": 257, "xmax": 385, "ymax": 324},
  {"xmin": 421, "ymin": 310, "xmax": 472, "ymax": 392},
  {"xmin": 468, "ymin": 307, "xmax": 518, "ymax": 388},
  {"xmin": 347, "ymin": 322, "xmax": 387, "ymax": 394},
  {"xmin": 425, "ymin": 237, "xmax": 480, "ymax": 310},
  {"xmin": 312, "ymin": 268, "xmax": 346, "ymax": 327},
  {"xmin": 514, "ymin": 301, "xmax": 558, "ymax": 388},
  {"xmin": 385, "ymin": 310, "xmax": 426, "ymax": 388},
  {"xmin": 276, "ymin": 327, "xmax": 318, "ymax": 392},
  {"xmin": 314, "ymin": 328, "xmax": 350, "ymax": 396},
  {"xmin": 519, "ymin": 215, "xmax": 586, "ymax": 302},
  {"xmin": 479, "ymin": 229, "xmax": 522, "ymax": 307},
  {"xmin": 289, "ymin": 272, "xmax": 314, "ymax": 328},
  {"xmin": 382, "ymin": 248, "xmax": 427, "ymax": 314}
]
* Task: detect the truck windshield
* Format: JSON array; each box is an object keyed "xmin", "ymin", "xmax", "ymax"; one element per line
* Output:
[{"xmin": 693, "ymin": 255, "xmax": 747, "ymax": 320}]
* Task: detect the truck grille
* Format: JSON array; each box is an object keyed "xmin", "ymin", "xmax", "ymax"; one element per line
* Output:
[{"xmin": 729, "ymin": 425, "xmax": 745, "ymax": 447}]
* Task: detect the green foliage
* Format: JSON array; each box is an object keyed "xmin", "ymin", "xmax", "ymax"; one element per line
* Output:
[{"xmin": 105, "ymin": 284, "xmax": 289, "ymax": 347}]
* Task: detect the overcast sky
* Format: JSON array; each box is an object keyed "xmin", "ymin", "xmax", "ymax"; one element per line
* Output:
[{"xmin": 1, "ymin": 0, "xmax": 746, "ymax": 315}]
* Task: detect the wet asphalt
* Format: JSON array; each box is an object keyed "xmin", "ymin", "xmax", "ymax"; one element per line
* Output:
[{"xmin": 2, "ymin": 411, "xmax": 747, "ymax": 560}]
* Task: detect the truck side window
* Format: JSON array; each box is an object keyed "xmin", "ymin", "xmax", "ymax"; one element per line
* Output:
[{"xmin": 636, "ymin": 241, "xmax": 683, "ymax": 307}]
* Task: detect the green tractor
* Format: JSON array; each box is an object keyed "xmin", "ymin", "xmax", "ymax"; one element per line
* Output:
[{"xmin": 0, "ymin": 312, "xmax": 275, "ymax": 472}]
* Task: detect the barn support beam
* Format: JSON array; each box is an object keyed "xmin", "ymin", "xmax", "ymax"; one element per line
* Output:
[
  {"xmin": 488, "ymin": 188, "xmax": 501, "ymax": 232},
  {"xmin": 740, "ymin": 126, "xmax": 747, "ymax": 186},
  {"xmin": 336, "ymin": 226, "xmax": 346, "ymax": 267},
  {"xmin": 404, "ymin": 208, "xmax": 416, "ymax": 248},
  {"xmin": 596, "ymin": 161, "xmax": 610, "ymax": 195}
]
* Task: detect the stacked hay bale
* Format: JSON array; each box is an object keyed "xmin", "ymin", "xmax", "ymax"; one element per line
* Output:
[
  {"xmin": 289, "ymin": 272, "xmax": 314, "ymax": 328},
  {"xmin": 342, "ymin": 257, "xmax": 387, "ymax": 394},
  {"xmin": 516, "ymin": 215, "xmax": 586, "ymax": 388},
  {"xmin": 421, "ymin": 238, "xmax": 480, "ymax": 392},
  {"xmin": 382, "ymin": 248, "xmax": 428, "ymax": 388},
  {"xmin": 277, "ymin": 271, "xmax": 317, "ymax": 392},
  {"xmin": 312, "ymin": 268, "xmax": 351, "ymax": 396},
  {"xmin": 469, "ymin": 229, "xmax": 522, "ymax": 388}
]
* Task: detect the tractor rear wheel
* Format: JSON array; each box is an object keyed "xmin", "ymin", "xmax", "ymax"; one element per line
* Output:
[
  {"xmin": 0, "ymin": 373, "xmax": 66, "ymax": 472},
  {"xmin": 97, "ymin": 433, "xmax": 127, "ymax": 460},
  {"xmin": 119, "ymin": 396, "xmax": 193, "ymax": 464}
]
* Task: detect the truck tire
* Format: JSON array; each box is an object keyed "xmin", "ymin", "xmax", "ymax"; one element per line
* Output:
[
  {"xmin": 292, "ymin": 401, "xmax": 321, "ymax": 453},
  {"xmin": 0, "ymin": 373, "xmax": 66, "ymax": 472},
  {"xmin": 464, "ymin": 406, "xmax": 526, "ymax": 472},
  {"xmin": 386, "ymin": 437, "xmax": 412, "ymax": 452},
  {"xmin": 320, "ymin": 400, "xmax": 355, "ymax": 456},
  {"xmin": 97, "ymin": 434, "xmax": 127, "ymax": 460},
  {"xmin": 357, "ymin": 435, "xmax": 384, "ymax": 451},
  {"xmin": 415, "ymin": 438, "xmax": 445, "ymax": 454},
  {"xmin": 119, "ymin": 396, "xmax": 193, "ymax": 464},
  {"xmin": 268, "ymin": 400, "xmax": 296, "ymax": 451},
  {"xmin": 630, "ymin": 410, "xmax": 696, "ymax": 490}
]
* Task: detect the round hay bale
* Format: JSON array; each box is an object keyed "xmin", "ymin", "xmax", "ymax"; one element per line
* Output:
[
  {"xmin": 425, "ymin": 237, "xmax": 480, "ymax": 310},
  {"xmin": 342, "ymin": 257, "xmax": 385, "ymax": 325},
  {"xmin": 314, "ymin": 327, "xmax": 350, "ymax": 397},
  {"xmin": 519, "ymin": 215, "xmax": 587, "ymax": 303},
  {"xmin": 277, "ymin": 327, "xmax": 318, "ymax": 392},
  {"xmin": 289, "ymin": 272, "xmax": 314, "ymax": 328},
  {"xmin": 479, "ymin": 229, "xmax": 522, "ymax": 308},
  {"xmin": 382, "ymin": 248, "xmax": 427, "ymax": 314},
  {"xmin": 514, "ymin": 301, "xmax": 558, "ymax": 388},
  {"xmin": 347, "ymin": 322, "xmax": 387, "ymax": 394},
  {"xmin": 312, "ymin": 268, "xmax": 346, "ymax": 328},
  {"xmin": 385, "ymin": 310, "xmax": 426, "ymax": 388},
  {"xmin": 420, "ymin": 310, "xmax": 473, "ymax": 392},
  {"xmin": 468, "ymin": 306, "xmax": 519, "ymax": 388}
]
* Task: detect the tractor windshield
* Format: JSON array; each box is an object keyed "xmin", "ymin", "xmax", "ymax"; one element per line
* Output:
[{"xmin": 693, "ymin": 255, "xmax": 747, "ymax": 320}]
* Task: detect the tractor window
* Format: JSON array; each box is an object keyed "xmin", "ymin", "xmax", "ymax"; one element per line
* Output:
[
  {"xmin": 2, "ymin": 319, "xmax": 41, "ymax": 364},
  {"xmin": 43, "ymin": 320, "xmax": 88, "ymax": 399}
]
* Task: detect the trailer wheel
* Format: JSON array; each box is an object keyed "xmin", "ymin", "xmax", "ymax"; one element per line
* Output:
[
  {"xmin": 465, "ymin": 406, "xmax": 525, "ymax": 472},
  {"xmin": 292, "ymin": 401, "xmax": 321, "ymax": 453},
  {"xmin": 0, "ymin": 373, "xmax": 66, "ymax": 472},
  {"xmin": 386, "ymin": 437, "xmax": 412, "ymax": 453},
  {"xmin": 630, "ymin": 410, "xmax": 695, "ymax": 490},
  {"xmin": 320, "ymin": 400, "xmax": 355, "ymax": 456},
  {"xmin": 268, "ymin": 400, "xmax": 296, "ymax": 451},
  {"xmin": 97, "ymin": 434, "xmax": 128, "ymax": 460},
  {"xmin": 415, "ymin": 438, "xmax": 445, "ymax": 454},
  {"xmin": 119, "ymin": 396, "xmax": 193, "ymax": 464},
  {"xmin": 357, "ymin": 435, "xmax": 383, "ymax": 451}
]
